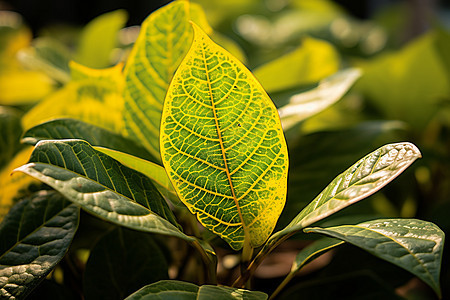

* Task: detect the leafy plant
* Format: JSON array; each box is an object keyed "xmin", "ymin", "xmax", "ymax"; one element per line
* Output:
[{"xmin": 0, "ymin": 1, "xmax": 446, "ymax": 299}]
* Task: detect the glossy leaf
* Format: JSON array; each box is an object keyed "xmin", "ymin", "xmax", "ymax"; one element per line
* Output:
[
  {"xmin": 14, "ymin": 139, "xmax": 192, "ymax": 242},
  {"xmin": 278, "ymin": 68, "xmax": 361, "ymax": 130},
  {"xmin": 75, "ymin": 10, "xmax": 127, "ymax": 68},
  {"xmin": 123, "ymin": 1, "xmax": 212, "ymax": 159},
  {"xmin": 125, "ymin": 280, "xmax": 267, "ymax": 300},
  {"xmin": 0, "ymin": 190, "xmax": 79, "ymax": 299},
  {"xmin": 94, "ymin": 147, "xmax": 179, "ymax": 205},
  {"xmin": 83, "ymin": 227, "xmax": 169, "ymax": 300},
  {"xmin": 21, "ymin": 63, "xmax": 125, "ymax": 132},
  {"xmin": 268, "ymin": 142, "xmax": 421, "ymax": 247},
  {"xmin": 160, "ymin": 23, "xmax": 289, "ymax": 250},
  {"xmin": 22, "ymin": 118, "xmax": 157, "ymax": 163},
  {"xmin": 0, "ymin": 147, "xmax": 37, "ymax": 221},
  {"xmin": 254, "ymin": 37, "xmax": 340, "ymax": 93},
  {"xmin": 305, "ymin": 219, "xmax": 445, "ymax": 297}
]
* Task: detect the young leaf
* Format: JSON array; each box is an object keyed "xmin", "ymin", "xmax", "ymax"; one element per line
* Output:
[
  {"xmin": 123, "ymin": 0, "xmax": 211, "ymax": 159},
  {"xmin": 160, "ymin": 23, "xmax": 289, "ymax": 250},
  {"xmin": 278, "ymin": 68, "xmax": 361, "ymax": 131},
  {"xmin": 14, "ymin": 139, "xmax": 192, "ymax": 242},
  {"xmin": 125, "ymin": 280, "xmax": 268, "ymax": 300},
  {"xmin": 83, "ymin": 227, "xmax": 169, "ymax": 300},
  {"xmin": 305, "ymin": 219, "xmax": 445, "ymax": 298},
  {"xmin": 22, "ymin": 118, "xmax": 157, "ymax": 163},
  {"xmin": 268, "ymin": 142, "xmax": 421, "ymax": 247},
  {"xmin": 0, "ymin": 190, "xmax": 79, "ymax": 299}
]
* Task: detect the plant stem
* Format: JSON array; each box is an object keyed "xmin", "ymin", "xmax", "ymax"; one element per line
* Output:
[
  {"xmin": 190, "ymin": 239, "xmax": 217, "ymax": 284},
  {"xmin": 269, "ymin": 272, "xmax": 295, "ymax": 300}
]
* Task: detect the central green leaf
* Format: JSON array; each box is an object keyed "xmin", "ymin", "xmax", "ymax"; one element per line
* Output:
[{"xmin": 160, "ymin": 23, "xmax": 289, "ymax": 250}]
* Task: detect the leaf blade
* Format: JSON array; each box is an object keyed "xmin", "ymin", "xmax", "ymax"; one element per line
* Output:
[
  {"xmin": 160, "ymin": 23, "xmax": 289, "ymax": 250},
  {"xmin": 0, "ymin": 190, "xmax": 79, "ymax": 299},
  {"xmin": 268, "ymin": 142, "xmax": 421, "ymax": 246},
  {"xmin": 305, "ymin": 219, "xmax": 445, "ymax": 298},
  {"xmin": 14, "ymin": 139, "xmax": 192, "ymax": 242}
]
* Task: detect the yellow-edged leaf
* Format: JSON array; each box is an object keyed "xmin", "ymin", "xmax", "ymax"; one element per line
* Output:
[
  {"xmin": 22, "ymin": 62, "xmax": 125, "ymax": 133},
  {"xmin": 160, "ymin": 23, "xmax": 289, "ymax": 250},
  {"xmin": 123, "ymin": 0, "xmax": 212, "ymax": 159}
]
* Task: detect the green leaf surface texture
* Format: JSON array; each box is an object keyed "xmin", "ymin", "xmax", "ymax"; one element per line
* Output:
[
  {"xmin": 123, "ymin": 1, "xmax": 205, "ymax": 158},
  {"xmin": 83, "ymin": 227, "xmax": 169, "ymax": 300},
  {"xmin": 14, "ymin": 139, "xmax": 191, "ymax": 241},
  {"xmin": 22, "ymin": 118, "xmax": 157, "ymax": 163},
  {"xmin": 269, "ymin": 142, "xmax": 421, "ymax": 246},
  {"xmin": 160, "ymin": 23, "xmax": 289, "ymax": 250},
  {"xmin": 0, "ymin": 190, "xmax": 79, "ymax": 299},
  {"xmin": 125, "ymin": 280, "xmax": 267, "ymax": 300},
  {"xmin": 305, "ymin": 219, "xmax": 445, "ymax": 297}
]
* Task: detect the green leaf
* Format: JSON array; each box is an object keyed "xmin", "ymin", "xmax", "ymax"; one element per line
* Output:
[
  {"xmin": 305, "ymin": 219, "xmax": 445, "ymax": 298},
  {"xmin": 0, "ymin": 106, "xmax": 23, "ymax": 169},
  {"xmin": 125, "ymin": 280, "xmax": 267, "ymax": 300},
  {"xmin": 278, "ymin": 68, "xmax": 361, "ymax": 131},
  {"xmin": 93, "ymin": 147, "xmax": 179, "ymax": 206},
  {"xmin": 18, "ymin": 37, "xmax": 71, "ymax": 83},
  {"xmin": 75, "ymin": 10, "xmax": 127, "ymax": 68},
  {"xmin": 123, "ymin": 0, "xmax": 206, "ymax": 159},
  {"xmin": 83, "ymin": 227, "xmax": 169, "ymax": 300},
  {"xmin": 160, "ymin": 23, "xmax": 289, "ymax": 250},
  {"xmin": 268, "ymin": 142, "xmax": 421, "ymax": 247},
  {"xmin": 0, "ymin": 190, "xmax": 79, "ymax": 299},
  {"xmin": 14, "ymin": 139, "xmax": 193, "ymax": 242},
  {"xmin": 291, "ymin": 237, "xmax": 344, "ymax": 272},
  {"xmin": 22, "ymin": 118, "xmax": 157, "ymax": 163},
  {"xmin": 253, "ymin": 37, "xmax": 340, "ymax": 93}
]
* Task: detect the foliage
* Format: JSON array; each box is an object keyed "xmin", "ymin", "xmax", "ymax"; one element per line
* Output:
[{"xmin": 0, "ymin": 1, "xmax": 448, "ymax": 299}]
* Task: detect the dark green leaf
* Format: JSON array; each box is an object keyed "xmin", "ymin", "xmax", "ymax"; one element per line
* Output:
[
  {"xmin": 125, "ymin": 280, "xmax": 267, "ymax": 300},
  {"xmin": 14, "ymin": 139, "xmax": 192, "ymax": 242},
  {"xmin": 83, "ymin": 227, "xmax": 169, "ymax": 300},
  {"xmin": 305, "ymin": 218, "xmax": 445, "ymax": 298},
  {"xmin": 0, "ymin": 190, "xmax": 79, "ymax": 299},
  {"xmin": 22, "ymin": 118, "xmax": 158, "ymax": 163}
]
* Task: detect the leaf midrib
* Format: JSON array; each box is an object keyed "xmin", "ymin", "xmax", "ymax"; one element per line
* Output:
[{"xmin": 200, "ymin": 43, "xmax": 245, "ymax": 231}]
